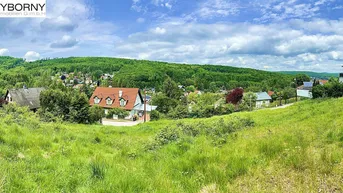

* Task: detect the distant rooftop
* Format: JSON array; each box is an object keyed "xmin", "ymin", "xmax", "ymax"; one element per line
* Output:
[
  {"xmin": 303, "ymin": 82, "xmax": 313, "ymax": 88},
  {"xmin": 256, "ymin": 92, "xmax": 272, "ymax": 101},
  {"xmin": 6, "ymin": 88, "xmax": 45, "ymax": 110}
]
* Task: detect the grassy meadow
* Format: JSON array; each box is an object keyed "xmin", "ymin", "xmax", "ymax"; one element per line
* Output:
[{"xmin": 1, "ymin": 98, "xmax": 343, "ymax": 192}]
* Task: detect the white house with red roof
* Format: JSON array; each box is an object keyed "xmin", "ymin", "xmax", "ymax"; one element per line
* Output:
[{"xmin": 89, "ymin": 87, "xmax": 157, "ymax": 120}]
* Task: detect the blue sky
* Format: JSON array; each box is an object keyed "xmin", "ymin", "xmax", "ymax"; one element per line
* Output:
[{"xmin": 0, "ymin": 0, "xmax": 343, "ymax": 72}]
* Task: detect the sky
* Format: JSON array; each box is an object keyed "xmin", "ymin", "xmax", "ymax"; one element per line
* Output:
[{"xmin": 0, "ymin": 0, "xmax": 343, "ymax": 72}]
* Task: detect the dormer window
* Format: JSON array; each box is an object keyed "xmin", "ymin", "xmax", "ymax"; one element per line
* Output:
[
  {"xmin": 120, "ymin": 98, "xmax": 126, "ymax": 107},
  {"xmin": 94, "ymin": 96, "xmax": 100, "ymax": 104},
  {"xmin": 106, "ymin": 97, "xmax": 113, "ymax": 105}
]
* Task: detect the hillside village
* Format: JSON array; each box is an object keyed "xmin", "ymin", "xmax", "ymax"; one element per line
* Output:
[
  {"xmin": 0, "ymin": 62, "xmax": 337, "ymax": 125},
  {"xmin": 1, "ymin": 57, "xmax": 343, "ymax": 192},
  {"xmin": 2, "ymin": 0, "xmax": 343, "ymax": 191}
]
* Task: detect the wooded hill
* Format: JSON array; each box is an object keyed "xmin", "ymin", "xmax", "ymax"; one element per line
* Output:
[
  {"xmin": 280, "ymin": 71, "xmax": 338, "ymax": 80},
  {"xmin": 0, "ymin": 56, "xmax": 294, "ymax": 95}
]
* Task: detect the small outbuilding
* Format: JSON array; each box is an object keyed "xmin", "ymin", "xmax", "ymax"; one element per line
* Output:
[
  {"xmin": 255, "ymin": 92, "xmax": 272, "ymax": 108},
  {"xmin": 297, "ymin": 82, "xmax": 313, "ymax": 98}
]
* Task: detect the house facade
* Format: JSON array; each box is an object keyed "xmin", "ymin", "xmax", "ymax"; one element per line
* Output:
[
  {"xmin": 4, "ymin": 87, "xmax": 45, "ymax": 111},
  {"xmin": 89, "ymin": 87, "xmax": 157, "ymax": 120},
  {"xmin": 255, "ymin": 92, "xmax": 272, "ymax": 108},
  {"xmin": 297, "ymin": 82, "xmax": 313, "ymax": 98}
]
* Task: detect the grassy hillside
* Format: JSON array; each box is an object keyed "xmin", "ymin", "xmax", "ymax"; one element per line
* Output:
[
  {"xmin": 0, "ymin": 56, "xmax": 293, "ymax": 95},
  {"xmin": 280, "ymin": 71, "xmax": 338, "ymax": 79},
  {"xmin": 1, "ymin": 98, "xmax": 343, "ymax": 192}
]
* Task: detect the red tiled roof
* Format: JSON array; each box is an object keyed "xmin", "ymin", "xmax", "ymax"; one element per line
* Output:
[
  {"xmin": 89, "ymin": 87, "xmax": 142, "ymax": 110},
  {"xmin": 268, "ymin": 91, "xmax": 275, "ymax": 96},
  {"xmin": 320, "ymin": 80, "xmax": 328, "ymax": 84}
]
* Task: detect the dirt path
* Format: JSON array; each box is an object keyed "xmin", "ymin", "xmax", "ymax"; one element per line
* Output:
[
  {"xmin": 270, "ymin": 103, "xmax": 294, "ymax": 110},
  {"xmin": 102, "ymin": 119, "xmax": 143, "ymax": 127}
]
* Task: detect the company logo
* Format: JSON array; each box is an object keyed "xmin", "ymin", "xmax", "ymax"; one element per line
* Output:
[{"xmin": 0, "ymin": 0, "xmax": 46, "ymax": 18}]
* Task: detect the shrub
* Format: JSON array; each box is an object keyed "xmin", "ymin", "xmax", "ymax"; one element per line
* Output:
[
  {"xmin": 69, "ymin": 93, "xmax": 90, "ymax": 124},
  {"xmin": 0, "ymin": 103, "xmax": 40, "ymax": 129},
  {"xmin": 155, "ymin": 127, "xmax": 180, "ymax": 145},
  {"xmin": 149, "ymin": 116, "xmax": 255, "ymax": 149},
  {"xmin": 167, "ymin": 105, "xmax": 189, "ymax": 119},
  {"xmin": 150, "ymin": 110, "xmax": 160, "ymax": 121},
  {"xmin": 89, "ymin": 105, "xmax": 105, "ymax": 123},
  {"xmin": 214, "ymin": 104, "xmax": 235, "ymax": 115},
  {"xmin": 106, "ymin": 108, "xmax": 129, "ymax": 119}
]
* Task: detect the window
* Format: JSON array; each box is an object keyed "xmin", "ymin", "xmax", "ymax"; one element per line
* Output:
[
  {"xmin": 106, "ymin": 97, "xmax": 112, "ymax": 105},
  {"xmin": 94, "ymin": 97, "xmax": 100, "ymax": 104},
  {"xmin": 120, "ymin": 98, "xmax": 126, "ymax": 107}
]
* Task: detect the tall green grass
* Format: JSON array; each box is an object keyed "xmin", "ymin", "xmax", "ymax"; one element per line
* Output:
[{"xmin": 1, "ymin": 98, "xmax": 343, "ymax": 192}]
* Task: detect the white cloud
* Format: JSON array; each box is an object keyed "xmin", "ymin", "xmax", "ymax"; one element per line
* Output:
[
  {"xmin": 40, "ymin": 16, "xmax": 77, "ymax": 32},
  {"xmin": 151, "ymin": 0, "xmax": 173, "ymax": 8},
  {"xmin": 333, "ymin": 5, "xmax": 343, "ymax": 10},
  {"xmin": 315, "ymin": 0, "xmax": 329, "ymax": 6},
  {"xmin": 297, "ymin": 53, "xmax": 318, "ymax": 62},
  {"xmin": 0, "ymin": 49, "xmax": 10, "ymax": 56},
  {"xmin": 191, "ymin": 0, "xmax": 241, "ymax": 19},
  {"xmin": 50, "ymin": 35, "xmax": 79, "ymax": 48},
  {"xmin": 131, "ymin": 0, "xmax": 146, "ymax": 12},
  {"xmin": 132, "ymin": 0, "xmax": 173, "ymax": 12},
  {"xmin": 152, "ymin": 27, "xmax": 167, "ymax": 34},
  {"xmin": 255, "ymin": 0, "xmax": 332, "ymax": 22},
  {"xmin": 24, "ymin": 51, "xmax": 40, "ymax": 62},
  {"xmin": 1, "ymin": 0, "xmax": 343, "ymax": 72},
  {"xmin": 165, "ymin": 3, "xmax": 172, "ymax": 9},
  {"xmin": 113, "ymin": 19, "xmax": 343, "ymax": 72},
  {"xmin": 328, "ymin": 51, "xmax": 343, "ymax": 60},
  {"xmin": 0, "ymin": 0, "xmax": 119, "ymax": 58},
  {"xmin": 137, "ymin": 18, "xmax": 146, "ymax": 23}
]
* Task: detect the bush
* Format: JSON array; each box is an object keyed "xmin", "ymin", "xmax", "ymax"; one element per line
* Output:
[
  {"xmin": 167, "ymin": 105, "xmax": 189, "ymax": 119},
  {"xmin": 106, "ymin": 108, "xmax": 129, "ymax": 119},
  {"xmin": 89, "ymin": 105, "xmax": 105, "ymax": 123},
  {"xmin": 0, "ymin": 103, "xmax": 41, "ymax": 129},
  {"xmin": 148, "ymin": 116, "xmax": 255, "ymax": 150},
  {"xmin": 214, "ymin": 104, "xmax": 235, "ymax": 115},
  {"xmin": 150, "ymin": 110, "xmax": 160, "ymax": 121}
]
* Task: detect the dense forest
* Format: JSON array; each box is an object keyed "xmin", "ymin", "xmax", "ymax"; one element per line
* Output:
[
  {"xmin": 0, "ymin": 56, "xmax": 295, "ymax": 95},
  {"xmin": 280, "ymin": 71, "xmax": 338, "ymax": 80}
]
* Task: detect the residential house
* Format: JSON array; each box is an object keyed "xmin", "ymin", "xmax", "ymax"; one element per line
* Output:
[
  {"xmin": 89, "ymin": 87, "xmax": 157, "ymax": 120},
  {"xmin": 319, "ymin": 80, "xmax": 328, "ymax": 85},
  {"xmin": 73, "ymin": 84, "xmax": 84, "ymax": 89},
  {"xmin": 297, "ymin": 82, "xmax": 313, "ymax": 98},
  {"xmin": 255, "ymin": 92, "xmax": 272, "ymax": 108},
  {"xmin": 145, "ymin": 95, "xmax": 152, "ymax": 103},
  {"xmin": 85, "ymin": 77, "xmax": 93, "ymax": 85},
  {"xmin": 220, "ymin": 89, "xmax": 228, "ymax": 95},
  {"xmin": 4, "ymin": 87, "xmax": 45, "ymax": 111},
  {"xmin": 268, "ymin": 91, "xmax": 275, "ymax": 97},
  {"xmin": 101, "ymin": 74, "xmax": 114, "ymax": 80}
]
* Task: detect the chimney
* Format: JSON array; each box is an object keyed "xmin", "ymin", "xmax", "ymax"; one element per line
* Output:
[{"xmin": 119, "ymin": 90, "xmax": 123, "ymax": 98}]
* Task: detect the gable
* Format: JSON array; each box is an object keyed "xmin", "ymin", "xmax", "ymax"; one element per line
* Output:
[{"xmin": 89, "ymin": 87, "xmax": 141, "ymax": 110}]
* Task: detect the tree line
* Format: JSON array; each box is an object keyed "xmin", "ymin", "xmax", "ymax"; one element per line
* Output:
[{"xmin": 0, "ymin": 56, "xmax": 295, "ymax": 96}]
